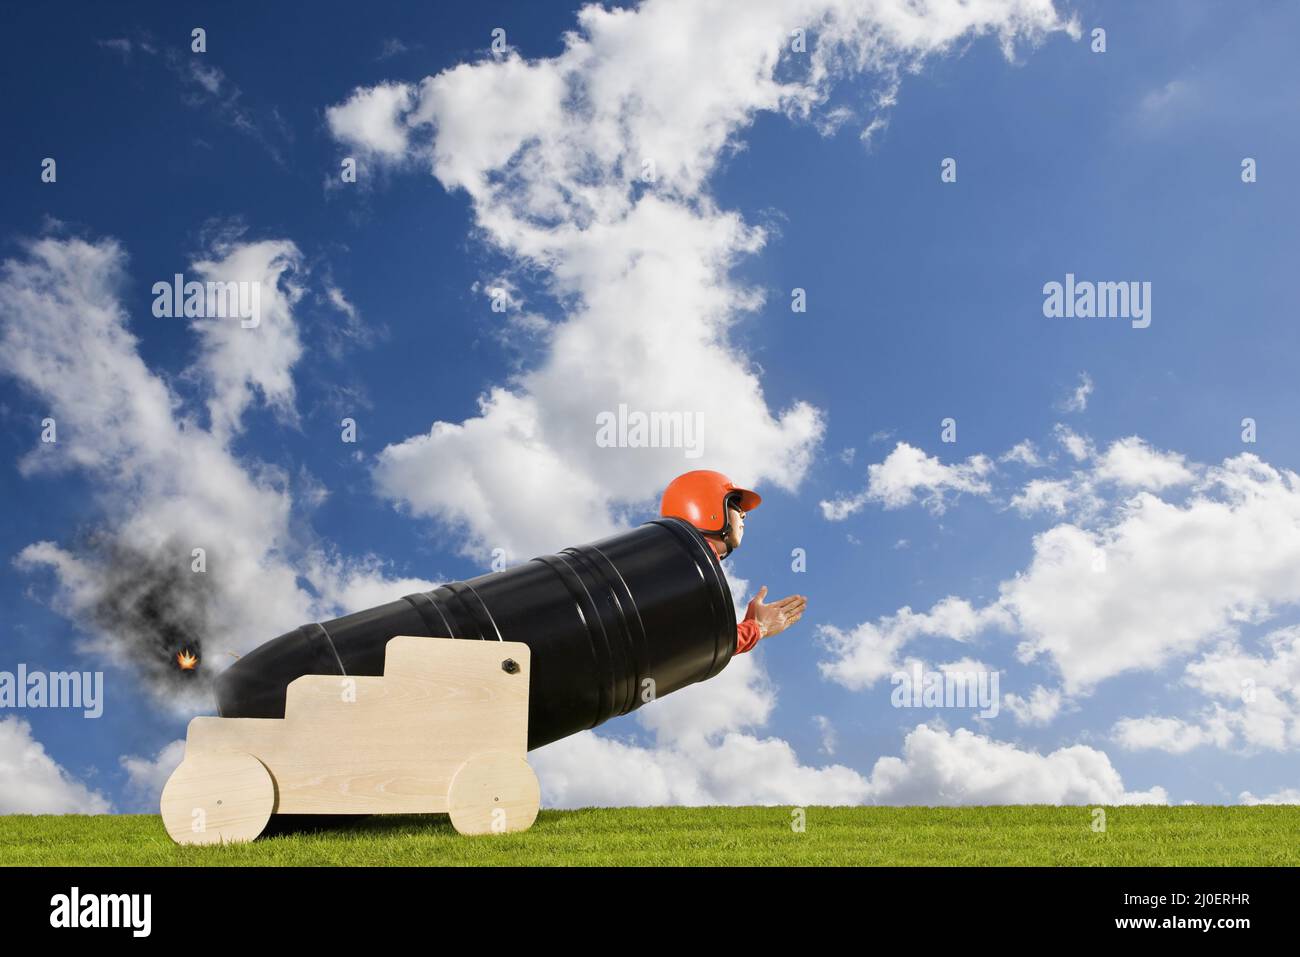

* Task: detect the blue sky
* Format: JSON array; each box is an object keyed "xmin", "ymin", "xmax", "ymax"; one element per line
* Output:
[{"xmin": 1, "ymin": 0, "xmax": 1298, "ymax": 812}]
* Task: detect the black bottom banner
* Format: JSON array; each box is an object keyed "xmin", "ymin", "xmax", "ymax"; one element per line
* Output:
[{"xmin": 0, "ymin": 865, "xmax": 1286, "ymax": 942}]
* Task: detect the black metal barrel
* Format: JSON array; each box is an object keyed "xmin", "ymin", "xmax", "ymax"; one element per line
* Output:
[{"xmin": 214, "ymin": 518, "xmax": 737, "ymax": 750}]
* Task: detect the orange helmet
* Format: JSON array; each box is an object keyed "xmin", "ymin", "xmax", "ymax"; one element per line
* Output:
[{"xmin": 660, "ymin": 470, "xmax": 761, "ymax": 535}]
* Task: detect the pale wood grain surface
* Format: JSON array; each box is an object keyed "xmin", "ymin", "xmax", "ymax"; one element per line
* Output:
[{"xmin": 163, "ymin": 636, "xmax": 538, "ymax": 843}]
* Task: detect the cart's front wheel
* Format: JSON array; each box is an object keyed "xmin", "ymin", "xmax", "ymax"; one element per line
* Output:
[
  {"xmin": 160, "ymin": 751, "xmax": 275, "ymax": 846},
  {"xmin": 447, "ymin": 751, "xmax": 539, "ymax": 836}
]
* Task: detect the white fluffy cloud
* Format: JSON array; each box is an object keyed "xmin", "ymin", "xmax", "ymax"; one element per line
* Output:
[
  {"xmin": 328, "ymin": 0, "xmax": 1073, "ymax": 560},
  {"xmin": 0, "ymin": 235, "xmax": 433, "ymax": 717},
  {"xmin": 1113, "ymin": 716, "xmax": 1228, "ymax": 754},
  {"xmin": 1054, "ymin": 423, "xmax": 1094, "ymax": 462},
  {"xmin": 537, "ymin": 699, "xmax": 1166, "ymax": 806},
  {"xmin": 1000, "ymin": 439, "xmax": 1045, "ymax": 467},
  {"xmin": 823, "ymin": 421, "xmax": 1300, "ymax": 722},
  {"xmin": 1003, "ymin": 685, "xmax": 1066, "ymax": 726},
  {"xmin": 120, "ymin": 738, "xmax": 186, "ymax": 812},
  {"xmin": 860, "ymin": 724, "xmax": 1167, "ymax": 805},
  {"xmin": 1059, "ymin": 371, "xmax": 1093, "ymax": 413},
  {"xmin": 1009, "ymin": 436, "xmax": 1192, "ymax": 518},
  {"xmin": 1005, "ymin": 454, "xmax": 1300, "ymax": 692},
  {"xmin": 821, "ymin": 442, "xmax": 995, "ymax": 519},
  {"xmin": 369, "ymin": 182, "xmax": 822, "ymax": 561},
  {"xmin": 0, "ymin": 717, "xmax": 112, "ymax": 814},
  {"xmin": 1113, "ymin": 624, "xmax": 1300, "ymax": 754},
  {"xmin": 817, "ymin": 597, "xmax": 1010, "ymax": 690},
  {"xmin": 1239, "ymin": 788, "xmax": 1300, "ymax": 805},
  {"xmin": 1094, "ymin": 436, "xmax": 1195, "ymax": 490},
  {"xmin": 188, "ymin": 238, "xmax": 305, "ymax": 442},
  {"xmin": 1010, "ymin": 477, "xmax": 1079, "ymax": 516},
  {"xmin": 325, "ymin": 83, "xmax": 416, "ymax": 161}
]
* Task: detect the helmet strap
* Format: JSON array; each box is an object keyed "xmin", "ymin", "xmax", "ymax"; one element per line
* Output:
[{"xmin": 704, "ymin": 528, "xmax": 733, "ymax": 560}]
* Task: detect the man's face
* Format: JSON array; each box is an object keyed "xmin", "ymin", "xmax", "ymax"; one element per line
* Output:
[{"xmin": 723, "ymin": 503, "xmax": 745, "ymax": 549}]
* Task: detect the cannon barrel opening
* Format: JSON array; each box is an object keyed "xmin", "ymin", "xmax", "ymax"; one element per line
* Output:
[{"xmin": 214, "ymin": 518, "xmax": 737, "ymax": 750}]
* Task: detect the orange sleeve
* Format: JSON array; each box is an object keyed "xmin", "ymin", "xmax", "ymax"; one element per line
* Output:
[{"xmin": 735, "ymin": 619, "xmax": 762, "ymax": 654}]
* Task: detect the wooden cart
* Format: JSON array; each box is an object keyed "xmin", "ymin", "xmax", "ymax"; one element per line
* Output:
[{"xmin": 160, "ymin": 636, "xmax": 540, "ymax": 845}]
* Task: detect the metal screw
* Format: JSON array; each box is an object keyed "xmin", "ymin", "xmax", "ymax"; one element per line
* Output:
[{"xmin": 501, "ymin": 658, "xmax": 519, "ymax": 674}]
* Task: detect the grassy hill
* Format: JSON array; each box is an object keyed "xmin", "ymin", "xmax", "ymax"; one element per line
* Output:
[{"xmin": 2, "ymin": 805, "xmax": 1297, "ymax": 866}]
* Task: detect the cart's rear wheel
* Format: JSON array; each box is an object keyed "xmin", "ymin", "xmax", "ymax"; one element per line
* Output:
[
  {"xmin": 447, "ymin": 751, "xmax": 539, "ymax": 835},
  {"xmin": 161, "ymin": 751, "xmax": 275, "ymax": 846}
]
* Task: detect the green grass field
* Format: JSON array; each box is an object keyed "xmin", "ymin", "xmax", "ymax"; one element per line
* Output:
[{"xmin": 2, "ymin": 805, "xmax": 1298, "ymax": 866}]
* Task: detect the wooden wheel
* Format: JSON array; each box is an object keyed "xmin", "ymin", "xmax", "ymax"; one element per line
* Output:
[
  {"xmin": 160, "ymin": 751, "xmax": 275, "ymax": 846},
  {"xmin": 447, "ymin": 751, "xmax": 539, "ymax": 835}
]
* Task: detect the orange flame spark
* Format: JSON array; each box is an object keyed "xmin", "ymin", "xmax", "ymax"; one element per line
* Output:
[{"xmin": 176, "ymin": 649, "xmax": 199, "ymax": 671}]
